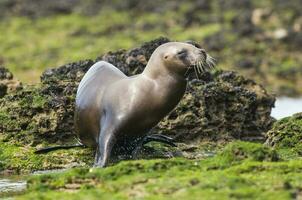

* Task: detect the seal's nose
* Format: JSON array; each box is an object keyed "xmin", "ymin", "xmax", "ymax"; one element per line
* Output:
[{"xmin": 199, "ymin": 49, "xmax": 207, "ymax": 59}]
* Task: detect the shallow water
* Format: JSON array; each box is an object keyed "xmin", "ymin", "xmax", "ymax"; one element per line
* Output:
[
  {"xmin": 271, "ymin": 97, "xmax": 302, "ymax": 119},
  {"xmin": 0, "ymin": 169, "xmax": 67, "ymax": 197},
  {"xmin": 0, "ymin": 177, "xmax": 26, "ymax": 197}
]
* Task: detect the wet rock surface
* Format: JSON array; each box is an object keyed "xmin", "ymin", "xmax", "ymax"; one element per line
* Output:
[{"xmin": 0, "ymin": 38, "xmax": 275, "ymax": 147}]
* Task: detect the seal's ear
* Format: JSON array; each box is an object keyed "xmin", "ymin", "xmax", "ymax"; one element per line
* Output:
[
  {"xmin": 184, "ymin": 40, "xmax": 202, "ymax": 48},
  {"xmin": 163, "ymin": 53, "xmax": 170, "ymax": 60}
]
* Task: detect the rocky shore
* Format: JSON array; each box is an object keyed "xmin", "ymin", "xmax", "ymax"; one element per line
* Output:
[
  {"xmin": 0, "ymin": 39, "xmax": 301, "ymax": 199},
  {"xmin": 0, "ymin": 38, "xmax": 276, "ymax": 171}
]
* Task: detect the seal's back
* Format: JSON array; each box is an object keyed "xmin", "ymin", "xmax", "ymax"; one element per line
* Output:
[{"xmin": 75, "ymin": 61, "xmax": 127, "ymax": 147}]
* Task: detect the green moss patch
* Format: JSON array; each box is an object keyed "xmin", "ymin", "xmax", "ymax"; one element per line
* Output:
[
  {"xmin": 8, "ymin": 141, "xmax": 302, "ymax": 200},
  {"xmin": 266, "ymin": 112, "xmax": 302, "ymax": 156},
  {"xmin": 0, "ymin": 142, "xmax": 93, "ymax": 174},
  {"xmin": 209, "ymin": 141, "xmax": 279, "ymax": 168}
]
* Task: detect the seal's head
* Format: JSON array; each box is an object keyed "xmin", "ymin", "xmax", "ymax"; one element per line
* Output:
[{"xmin": 149, "ymin": 42, "xmax": 215, "ymax": 77}]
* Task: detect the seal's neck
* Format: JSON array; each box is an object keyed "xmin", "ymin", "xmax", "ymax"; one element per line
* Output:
[{"xmin": 142, "ymin": 58, "xmax": 186, "ymax": 83}]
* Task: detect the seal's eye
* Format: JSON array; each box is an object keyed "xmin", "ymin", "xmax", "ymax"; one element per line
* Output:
[
  {"xmin": 177, "ymin": 49, "xmax": 187, "ymax": 55},
  {"xmin": 177, "ymin": 49, "xmax": 187, "ymax": 60}
]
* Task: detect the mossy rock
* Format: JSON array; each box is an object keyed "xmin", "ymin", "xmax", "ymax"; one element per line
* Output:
[
  {"xmin": 0, "ymin": 66, "xmax": 22, "ymax": 98},
  {"xmin": 0, "ymin": 141, "xmax": 94, "ymax": 174},
  {"xmin": 265, "ymin": 112, "xmax": 302, "ymax": 155},
  {"xmin": 7, "ymin": 141, "xmax": 302, "ymax": 200},
  {"xmin": 0, "ymin": 38, "xmax": 276, "ymax": 174},
  {"xmin": 211, "ymin": 141, "xmax": 279, "ymax": 168},
  {"xmin": 0, "ymin": 38, "xmax": 275, "ymax": 147},
  {"xmin": 155, "ymin": 70, "xmax": 275, "ymax": 142}
]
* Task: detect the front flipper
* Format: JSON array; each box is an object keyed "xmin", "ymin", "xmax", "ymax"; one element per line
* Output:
[
  {"xmin": 140, "ymin": 134, "xmax": 177, "ymax": 147},
  {"xmin": 132, "ymin": 134, "xmax": 177, "ymax": 158}
]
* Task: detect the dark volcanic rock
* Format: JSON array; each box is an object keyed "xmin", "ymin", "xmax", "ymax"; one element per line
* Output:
[
  {"xmin": 0, "ymin": 67, "xmax": 13, "ymax": 80},
  {"xmin": 154, "ymin": 71, "xmax": 275, "ymax": 142},
  {"xmin": 0, "ymin": 38, "xmax": 275, "ymax": 146}
]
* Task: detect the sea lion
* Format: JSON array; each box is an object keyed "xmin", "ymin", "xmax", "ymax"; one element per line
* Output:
[{"xmin": 74, "ymin": 42, "xmax": 215, "ymax": 167}]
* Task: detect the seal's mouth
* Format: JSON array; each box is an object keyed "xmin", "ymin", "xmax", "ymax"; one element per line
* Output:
[{"xmin": 186, "ymin": 53, "xmax": 216, "ymax": 78}]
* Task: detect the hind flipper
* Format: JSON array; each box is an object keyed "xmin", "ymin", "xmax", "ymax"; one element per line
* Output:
[
  {"xmin": 35, "ymin": 143, "xmax": 86, "ymax": 154},
  {"xmin": 132, "ymin": 134, "xmax": 177, "ymax": 158}
]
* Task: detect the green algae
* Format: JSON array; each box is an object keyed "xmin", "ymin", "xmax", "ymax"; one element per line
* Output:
[
  {"xmin": 7, "ymin": 141, "xmax": 302, "ymax": 200},
  {"xmin": 0, "ymin": 142, "xmax": 94, "ymax": 174},
  {"xmin": 0, "ymin": 83, "xmax": 76, "ymax": 146},
  {"xmin": 208, "ymin": 141, "xmax": 279, "ymax": 169},
  {"xmin": 0, "ymin": 85, "xmax": 50, "ymax": 146},
  {"xmin": 0, "ymin": 11, "xmax": 220, "ymax": 83}
]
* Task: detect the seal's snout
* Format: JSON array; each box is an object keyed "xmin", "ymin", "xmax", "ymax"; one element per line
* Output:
[
  {"xmin": 198, "ymin": 49, "xmax": 207, "ymax": 60},
  {"xmin": 199, "ymin": 49, "xmax": 207, "ymax": 57},
  {"xmin": 189, "ymin": 47, "xmax": 216, "ymax": 77}
]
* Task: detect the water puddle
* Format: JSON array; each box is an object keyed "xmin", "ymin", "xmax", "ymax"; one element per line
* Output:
[
  {"xmin": 0, "ymin": 169, "xmax": 67, "ymax": 198},
  {"xmin": 271, "ymin": 97, "xmax": 302, "ymax": 119},
  {"xmin": 0, "ymin": 177, "xmax": 26, "ymax": 198}
]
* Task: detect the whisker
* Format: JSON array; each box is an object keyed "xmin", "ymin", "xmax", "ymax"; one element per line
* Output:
[
  {"xmin": 190, "ymin": 53, "xmax": 216, "ymax": 79},
  {"xmin": 206, "ymin": 55, "xmax": 216, "ymax": 70},
  {"xmin": 203, "ymin": 60, "xmax": 207, "ymax": 71},
  {"xmin": 197, "ymin": 61, "xmax": 202, "ymax": 74},
  {"xmin": 211, "ymin": 60, "xmax": 216, "ymax": 68},
  {"xmin": 209, "ymin": 55, "xmax": 216, "ymax": 64},
  {"xmin": 209, "ymin": 55, "xmax": 217, "ymax": 62},
  {"xmin": 184, "ymin": 66, "xmax": 191, "ymax": 77},
  {"xmin": 200, "ymin": 60, "xmax": 205, "ymax": 72},
  {"xmin": 193, "ymin": 65, "xmax": 200, "ymax": 80},
  {"xmin": 209, "ymin": 58, "xmax": 216, "ymax": 69}
]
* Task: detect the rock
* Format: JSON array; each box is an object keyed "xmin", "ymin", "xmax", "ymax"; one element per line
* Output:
[
  {"xmin": 0, "ymin": 38, "xmax": 275, "ymax": 147},
  {"xmin": 265, "ymin": 112, "xmax": 302, "ymax": 155},
  {"xmin": 215, "ymin": 141, "xmax": 279, "ymax": 166},
  {"xmin": 251, "ymin": 8, "xmax": 272, "ymax": 25},
  {"xmin": 231, "ymin": 11, "xmax": 260, "ymax": 36},
  {"xmin": 282, "ymin": 30, "xmax": 302, "ymax": 50},
  {"xmin": 154, "ymin": 70, "xmax": 275, "ymax": 142},
  {"xmin": 203, "ymin": 32, "xmax": 227, "ymax": 51},
  {"xmin": 293, "ymin": 17, "xmax": 302, "ymax": 32},
  {"xmin": 0, "ymin": 66, "xmax": 22, "ymax": 98},
  {"xmin": 0, "ymin": 60, "xmax": 96, "ymax": 146},
  {"xmin": 271, "ymin": 28, "xmax": 288, "ymax": 40},
  {"xmin": 0, "ymin": 67, "xmax": 13, "ymax": 80},
  {"xmin": 182, "ymin": 0, "xmax": 212, "ymax": 27},
  {"xmin": 236, "ymin": 59, "xmax": 260, "ymax": 69}
]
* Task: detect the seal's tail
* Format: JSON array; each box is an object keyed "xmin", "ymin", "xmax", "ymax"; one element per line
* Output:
[{"xmin": 34, "ymin": 143, "xmax": 86, "ymax": 154}]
